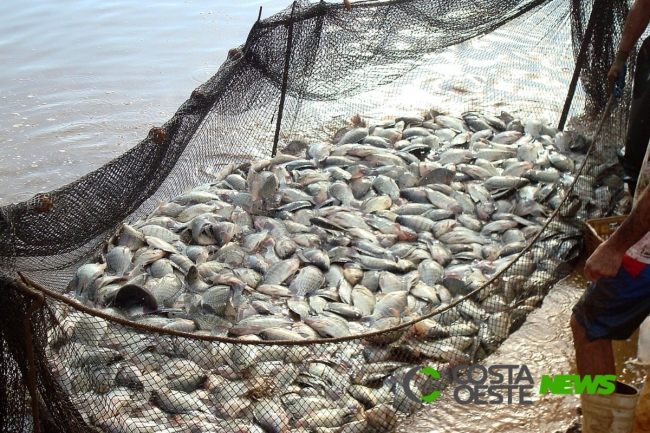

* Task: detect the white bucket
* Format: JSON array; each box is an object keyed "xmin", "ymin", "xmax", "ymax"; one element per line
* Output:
[
  {"xmin": 633, "ymin": 373, "xmax": 650, "ymax": 433},
  {"xmin": 582, "ymin": 382, "xmax": 639, "ymax": 433},
  {"xmin": 637, "ymin": 317, "xmax": 650, "ymax": 364}
]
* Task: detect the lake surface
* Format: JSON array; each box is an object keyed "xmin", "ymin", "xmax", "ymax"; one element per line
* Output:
[{"xmin": 0, "ymin": 0, "xmax": 290, "ymax": 205}]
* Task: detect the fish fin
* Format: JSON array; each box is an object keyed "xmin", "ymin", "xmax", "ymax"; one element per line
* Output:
[
  {"xmin": 296, "ymin": 250, "xmax": 308, "ymax": 264},
  {"xmin": 247, "ymin": 169, "xmax": 262, "ymax": 201},
  {"xmin": 260, "ymin": 173, "xmax": 279, "ymax": 199},
  {"xmin": 67, "ymin": 275, "xmax": 79, "ymax": 294},
  {"xmin": 126, "ymin": 265, "xmax": 143, "ymax": 280}
]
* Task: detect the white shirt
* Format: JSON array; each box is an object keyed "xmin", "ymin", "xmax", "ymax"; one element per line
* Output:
[{"xmin": 627, "ymin": 232, "xmax": 650, "ymax": 264}]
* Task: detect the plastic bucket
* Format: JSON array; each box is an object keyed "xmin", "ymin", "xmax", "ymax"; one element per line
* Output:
[
  {"xmin": 633, "ymin": 373, "xmax": 650, "ymax": 433},
  {"xmin": 637, "ymin": 317, "xmax": 650, "ymax": 364},
  {"xmin": 582, "ymin": 381, "xmax": 639, "ymax": 433}
]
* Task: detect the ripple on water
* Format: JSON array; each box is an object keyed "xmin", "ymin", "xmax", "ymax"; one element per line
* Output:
[
  {"xmin": 0, "ymin": 0, "xmax": 290, "ymax": 206},
  {"xmin": 399, "ymin": 271, "xmax": 585, "ymax": 433},
  {"xmin": 190, "ymin": 66, "xmax": 220, "ymax": 84}
]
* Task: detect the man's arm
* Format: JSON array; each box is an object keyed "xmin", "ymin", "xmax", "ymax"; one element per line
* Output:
[
  {"xmin": 608, "ymin": 0, "xmax": 650, "ymax": 90},
  {"xmin": 619, "ymin": 0, "xmax": 650, "ymax": 53},
  {"xmin": 584, "ymin": 184, "xmax": 650, "ymax": 281}
]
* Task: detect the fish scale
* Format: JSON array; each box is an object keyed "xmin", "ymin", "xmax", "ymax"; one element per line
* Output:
[
  {"xmin": 106, "ymin": 246, "xmax": 131, "ymax": 275},
  {"xmin": 148, "ymin": 275, "xmax": 183, "ymax": 307},
  {"xmin": 395, "ymin": 215, "xmax": 436, "ymax": 232},
  {"xmin": 263, "ymin": 258, "xmax": 300, "ymax": 285},
  {"xmin": 290, "ymin": 266, "xmax": 325, "ymax": 296}
]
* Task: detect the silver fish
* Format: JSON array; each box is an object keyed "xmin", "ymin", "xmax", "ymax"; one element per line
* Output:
[
  {"xmin": 140, "ymin": 225, "xmax": 180, "ymax": 243},
  {"xmin": 263, "ymin": 258, "xmax": 300, "ymax": 285},
  {"xmin": 484, "ymin": 176, "xmax": 530, "ymax": 190},
  {"xmin": 289, "ymin": 265, "xmax": 325, "ymax": 296},
  {"xmin": 106, "ymin": 246, "xmax": 131, "ymax": 276},
  {"xmin": 201, "ymin": 286, "xmax": 231, "ymax": 315},
  {"xmin": 229, "ymin": 316, "xmax": 293, "ymax": 336},
  {"xmin": 260, "ymin": 328, "xmax": 305, "ymax": 341},
  {"xmin": 369, "ymin": 291, "xmax": 407, "ymax": 322},
  {"xmin": 305, "ymin": 315, "xmax": 351, "ymax": 338},
  {"xmin": 425, "ymin": 189, "xmax": 462, "ymax": 213}
]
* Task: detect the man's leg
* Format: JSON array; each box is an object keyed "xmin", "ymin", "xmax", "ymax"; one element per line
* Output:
[
  {"xmin": 573, "ymin": 258, "xmax": 650, "ymax": 379},
  {"xmin": 570, "ymin": 313, "xmax": 616, "ymax": 377}
]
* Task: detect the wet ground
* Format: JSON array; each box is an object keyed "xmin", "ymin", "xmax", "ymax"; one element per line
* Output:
[{"xmin": 399, "ymin": 258, "xmax": 648, "ymax": 433}]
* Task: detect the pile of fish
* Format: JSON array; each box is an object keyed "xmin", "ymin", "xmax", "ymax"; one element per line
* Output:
[{"xmin": 51, "ymin": 111, "xmax": 616, "ymax": 432}]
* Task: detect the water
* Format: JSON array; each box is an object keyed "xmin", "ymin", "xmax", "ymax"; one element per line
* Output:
[
  {"xmin": 0, "ymin": 0, "xmax": 580, "ymax": 207},
  {"xmin": 0, "ymin": 0, "xmax": 290, "ymax": 205}
]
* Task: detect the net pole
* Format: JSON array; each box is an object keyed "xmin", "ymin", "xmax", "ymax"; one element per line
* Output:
[
  {"xmin": 271, "ymin": 1, "xmax": 297, "ymax": 157},
  {"xmin": 558, "ymin": 0, "xmax": 601, "ymax": 130}
]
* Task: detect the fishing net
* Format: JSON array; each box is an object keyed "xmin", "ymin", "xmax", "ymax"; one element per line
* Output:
[{"xmin": 0, "ymin": 0, "xmax": 635, "ymax": 431}]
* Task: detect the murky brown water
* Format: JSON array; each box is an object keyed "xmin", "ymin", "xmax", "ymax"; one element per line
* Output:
[{"xmin": 399, "ymin": 262, "xmax": 647, "ymax": 433}]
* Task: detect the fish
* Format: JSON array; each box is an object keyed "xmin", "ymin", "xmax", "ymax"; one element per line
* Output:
[
  {"xmin": 260, "ymin": 328, "xmax": 305, "ymax": 341},
  {"xmin": 105, "ymin": 246, "xmax": 132, "ymax": 276},
  {"xmin": 254, "ymin": 400, "xmax": 290, "ymax": 433},
  {"xmin": 229, "ymin": 316, "xmax": 293, "ymax": 336},
  {"xmin": 484, "ymin": 176, "xmax": 530, "ymax": 190},
  {"xmin": 154, "ymin": 389, "xmax": 210, "ymax": 413},
  {"xmin": 289, "ymin": 265, "xmax": 325, "ymax": 296},
  {"xmin": 435, "ymin": 115, "xmax": 467, "ymax": 132},
  {"xmin": 69, "ymin": 263, "xmax": 107, "ymax": 301},
  {"xmin": 140, "ymin": 225, "xmax": 180, "ymax": 243},
  {"xmin": 305, "ymin": 315, "xmax": 351, "ymax": 338},
  {"xmin": 201, "ymin": 286, "xmax": 231, "ymax": 315},
  {"xmin": 61, "ymin": 112, "xmax": 601, "ymax": 431},
  {"xmin": 148, "ymin": 274, "xmax": 183, "ymax": 306},
  {"xmin": 425, "ymin": 190, "xmax": 462, "ymax": 213},
  {"xmin": 263, "ymin": 258, "xmax": 300, "ymax": 285},
  {"xmin": 395, "ymin": 215, "xmax": 436, "ymax": 232}
]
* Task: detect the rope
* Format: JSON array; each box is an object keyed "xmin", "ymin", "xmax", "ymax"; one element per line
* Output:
[{"xmin": 13, "ymin": 95, "xmax": 620, "ymax": 349}]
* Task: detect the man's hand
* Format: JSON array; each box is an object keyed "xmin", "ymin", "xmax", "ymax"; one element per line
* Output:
[
  {"xmin": 584, "ymin": 242, "xmax": 624, "ymax": 282},
  {"xmin": 608, "ymin": 50, "xmax": 629, "ymax": 93}
]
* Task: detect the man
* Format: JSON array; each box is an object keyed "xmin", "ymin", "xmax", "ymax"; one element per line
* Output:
[
  {"xmin": 571, "ymin": 184, "xmax": 650, "ymax": 378},
  {"xmin": 608, "ymin": 0, "xmax": 650, "ymax": 195},
  {"xmin": 572, "ymin": 0, "xmax": 650, "ymax": 380},
  {"xmin": 571, "ymin": 0, "xmax": 650, "ymax": 379}
]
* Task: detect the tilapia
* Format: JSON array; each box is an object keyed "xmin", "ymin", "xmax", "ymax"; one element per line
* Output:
[{"xmin": 62, "ymin": 112, "xmax": 597, "ymax": 432}]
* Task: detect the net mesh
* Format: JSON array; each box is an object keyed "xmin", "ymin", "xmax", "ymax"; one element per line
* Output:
[{"xmin": 0, "ymin": 0, "xmax": 635, "ymax": 431}]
